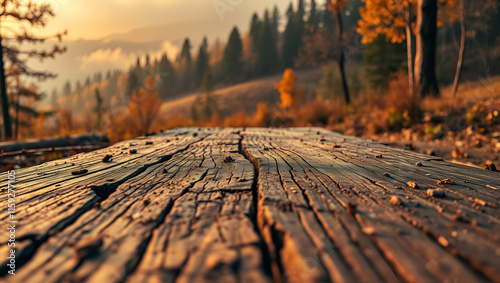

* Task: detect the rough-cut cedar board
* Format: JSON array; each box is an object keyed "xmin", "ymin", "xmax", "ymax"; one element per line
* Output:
[{"xmin": 0, "ymin": 127, "xmax": 498, "ymax": 283}]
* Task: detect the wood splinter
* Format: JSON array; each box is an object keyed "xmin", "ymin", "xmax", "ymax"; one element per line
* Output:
[
  {"xmin": 437, "ymin": 178, "xmax": 455, "ymax": 185},
  {"xmin": 71, "ymin": 168, "xmax": 88, "ymax": 175}
]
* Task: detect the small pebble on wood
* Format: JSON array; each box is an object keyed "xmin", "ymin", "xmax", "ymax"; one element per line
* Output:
[
  {"xmin": 73, "ymin": 237, "xmax": 103, "ymax": 260},
  {"xmin": 389, "ymin": 195, "xmax": 403, "ymax": 206},
  {"xmin": 223, "ymin": 156, "xmax": 235, "ymax": 162},
  {"xmin": 427, "ymin": 189, "xmax": 446, "ymax": 198},
  {"xmin": 415, "ymin": 161, "xmax": 423, "ymax": 166},
  {"xmin": 407, "ymin": 181, "xmax": 419, "ymax": 189}
]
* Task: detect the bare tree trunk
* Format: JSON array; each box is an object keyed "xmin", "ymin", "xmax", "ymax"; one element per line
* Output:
[
  {"xmin": 452, "ymin": 0, "xmax": 466, "ymax": 99},
  {"xmin": 405, "ymin": 7, "xmax": 415, "ymax": 99},
  {"xmin": 0, "ymin": 34, "xmax": 13, "ymax": 140},
  {"xmin": 15, "ymin": 91, "xmax": 19, "ymax": 141},
  {"xmin": 334, "ymin": 9, "xmax": 351, "ymax": 105},
  {"xmin": 414, "ymin": 0, "xmax": 439, "ymax": 97}
]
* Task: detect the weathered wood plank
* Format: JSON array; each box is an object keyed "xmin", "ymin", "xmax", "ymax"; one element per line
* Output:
[
  {"xmin": 0, "ymin": 127, "xmax": 498, "ymax": 283},
  {"xmin": 241, "ymin": 128, "xmax": 499, "ymax": 282}
]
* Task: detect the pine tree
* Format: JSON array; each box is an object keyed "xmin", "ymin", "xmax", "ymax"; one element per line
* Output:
[
  {"xmin": 75, "ymin": 81, "xmax": 82, "ymax": 95},
  {"xmin": 200, "ymin": 69, "xmax": 217, "ymax": 120},
  {"xmin": 297, "ymin": 0, "xmax": 306, "ymax": 20},
  {"xmin": 271, "ymin": 6, "xmax": 281, "ymax": 43},
  {"xmin": 363, "ymin": 36, "xmax": 406, "ymax": 90},
  {"xmin": 201, "ymin": 69, "xmax": 214, "ymax": 94},
  {"xmin": 195, "ymin": 37, "xmax": 210, "ymax": 87},
  {"xmin": 93, "ymin": 88, "xmax": 104, "ymax": 129},
  {"xmin": 250, "ymin": 13, "xmax": 261, "ymax": 52},
  {"xmin": 179, "ymin": 38, "xmax": 193, "ymax": 90},
  {"xmin": 145, "ymin": 54, "xmax": 151, "ymax": 69},
  {"xmin": 9, "ymin": 76, "xmax": 45, "ymax": 140},
  {"xmin": 158, "ymin": 53, "xmax": 176, "ymax": 98},
  {"xmin": 282, "ymin": 2, "xmax": 305, "ymax": 68},
  {"xmin": 63, "ymin": 81, "xmax": 72, "ymax": 96},
  {"xmin": 286, "ymin": 2, "xmax": 294, "ymax": 17},
  {"xmin": 51, "ymin": 88, "xmax": 59, "ymax": 110},
  {"xmin": 94, "ymin": 72, "xmax": 102, "ymax": 83},
  {"xmin": 307, "ymin": 0, "xmax": 320, "ymax": 33},
  {"xmin": 222, "ymin": 27, "xmax": 243, "ymax": 82},
  {"xmin": 282, "ymin": 5, "xmax": 296, "ymax": 68},
  {"xmin": 258, "ymin": 11, "xmax": 279, "ymax": 74},
  {"xmin": 126, "ymin": 66, "xmax": 141, "ymax": 98}
]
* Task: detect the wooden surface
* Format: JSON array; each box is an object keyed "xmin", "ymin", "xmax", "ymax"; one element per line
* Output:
[
  {"xmin": 1, "ymin": 127, "xmax": 499, "ymax": 283},
  {"xmin": 0, "ymin": 134, "xmax": 110, "ymax": 153}
]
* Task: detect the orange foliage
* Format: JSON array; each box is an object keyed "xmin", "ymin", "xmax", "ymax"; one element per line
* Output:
[
  {"xmin": 357, "ymin": 0, "xmax": 417, "ymax": 44},
  {"xmin": 58, "ymin": 108, "xmax": 75, "ymax": 136},
  {"xmin": 275, "ymin": 69, "xmax": 303, "ymax": 109},
  {"xmin": 358, "ymin": 0, "xmax": 457, "ymax": 44},
  {"xmin": 252, "ymin": 103, "xmax": 272, "ymax": 126},
  {"xmin": 223, "ymin": 110, "xmax": 251, "ymax": 127},
  {"xmin": 126, "ymin": 76, "xmax": 163, "ymax": 136},
  {"xmin": 293, "ymin": 99, "xmax": 344, "ymax": 127}
]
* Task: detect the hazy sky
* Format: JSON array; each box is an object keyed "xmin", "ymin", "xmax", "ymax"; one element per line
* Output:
[
  {"xmin": 44, "ymin": 0, "xmax": 289, "ymax": 40},
  {"xmin": 24, "ymin": 0, "xmax": 302, "ymax": 94}
]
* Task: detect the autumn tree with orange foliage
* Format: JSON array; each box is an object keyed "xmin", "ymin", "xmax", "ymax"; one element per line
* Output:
[
  {"xmin": 126, "ymin": 76, "xmax": 162, "ymax": 136},
  {"xmin": 276, "ymin": 69, "xmax": 303, "ymax": 109},
  {"xmin": 358, "ymin": 0, "xmax": 456, "ymax": 97},
  {"xmin": 358, "ymin": 0, "xmax": 418, "ymax": 98}
]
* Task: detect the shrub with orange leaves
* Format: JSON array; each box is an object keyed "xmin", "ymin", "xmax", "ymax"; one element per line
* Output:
[
  {"xmin": 275, "ymin": 69, "xmax": 303, "ymax": 109},
  {"xmin": 293, "ymin": 99, "xmax": 344, "ymax": 127},
  {"xmin": 252, "ymin": 103, "xmax": 272, "ymax": 127},
  {"xmin": 223, "ymin": 110, "xmax": 251, "ymax": 127},
  {"xmin": 126, "ymin": 76, "xmax": 163, "ymax": 136}
]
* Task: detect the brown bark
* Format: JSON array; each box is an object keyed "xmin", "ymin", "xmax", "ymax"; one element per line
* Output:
[
  {"xmin": 0, "ymin": 34, "xmax": 13, "ymax": 139},
  {"xmin": 452, "ymin": 0, "xmax": 466, "ymax": 99},
  {"xmin": 414, "ymin": 0, "xmax": 440, "ymax": 97},
  {"xmin": 405, "ymin": 7, "xmax": 415, "ymax": 99},
  {"xmin": 334, "ymin": 8, "xmax": 351, "ymax": 105}
]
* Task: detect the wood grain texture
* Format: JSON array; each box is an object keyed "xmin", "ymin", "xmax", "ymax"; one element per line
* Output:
[{"xmin": 1, "ymin": 127, "xmax": 499, "ymax": 283}]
